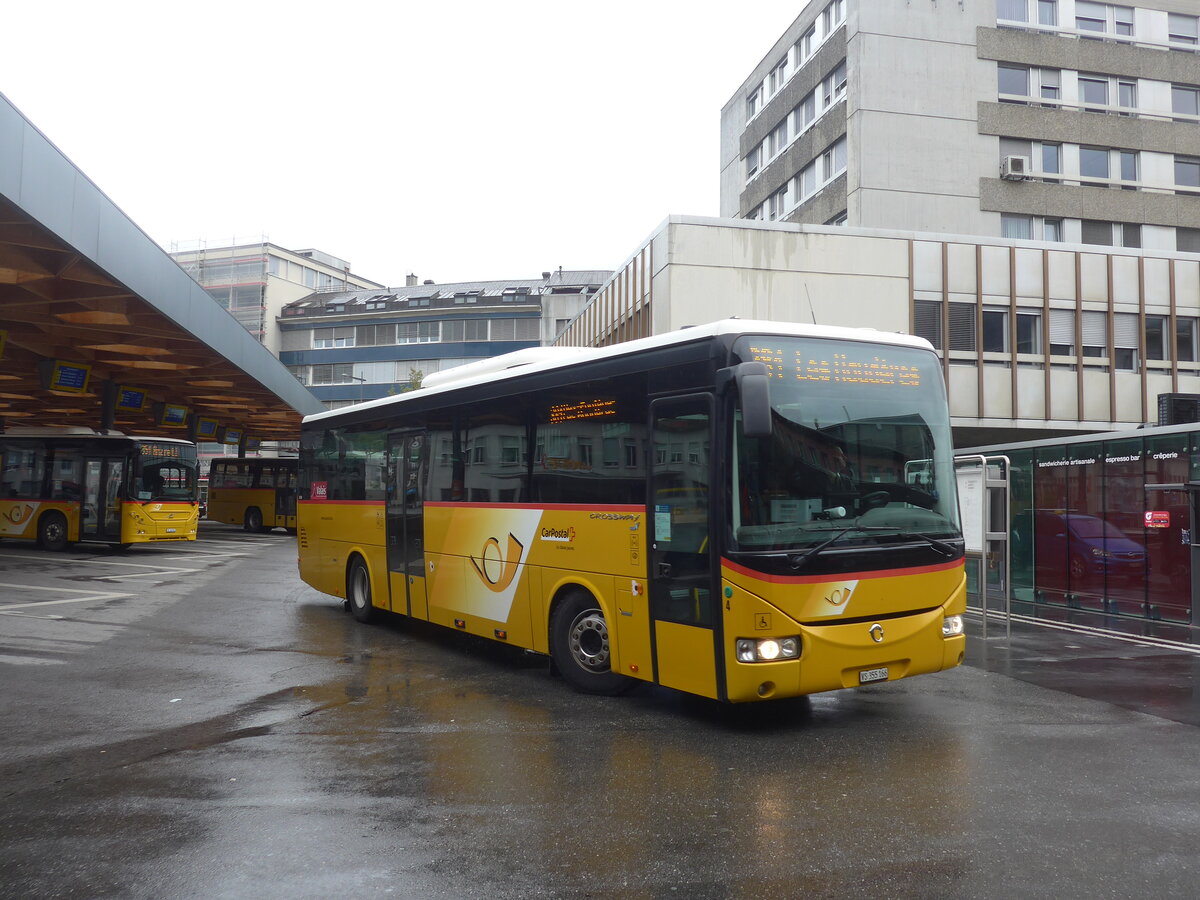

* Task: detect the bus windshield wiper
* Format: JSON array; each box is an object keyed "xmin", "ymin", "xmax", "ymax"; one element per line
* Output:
[
  {"xmin": 894, "ymin": 531, "xmax": 960, "ymax": 558},
  {"xmin": 787, "ymin": 524, "xmax": 892, "ymax": 570}
]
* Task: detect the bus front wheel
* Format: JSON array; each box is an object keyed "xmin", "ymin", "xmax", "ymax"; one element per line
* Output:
[
  {"xmin": 550, "ymin": 591, "xmax": 635, "ymax": 696},
  {"xmin": 243, "ymin": 507, "xmax": 265, "ymax": 533},
  {"xmin": 38, "ymin": 512, "xmax": 69, "ymax": 552},
  {"xmin": 347, "ymin": 558, "xmax": 377, "ymax": 624}
]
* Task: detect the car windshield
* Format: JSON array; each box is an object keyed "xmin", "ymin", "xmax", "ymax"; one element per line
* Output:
[{"xmin": 729, "ymin": 335, "xmax": 960, "ymax": 553}]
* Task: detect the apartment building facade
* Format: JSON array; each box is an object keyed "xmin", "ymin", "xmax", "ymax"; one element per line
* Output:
[
  {"xmin": 170, "ymin": 241, "xmax": 384, "ymax": 355},
  {"xmin": 720, "ymin": 0, "xmax": 1200, "ymax": 253},
  {"xmin": 279, "ymin": 270, "xmax": 609, "ymax": 408}
]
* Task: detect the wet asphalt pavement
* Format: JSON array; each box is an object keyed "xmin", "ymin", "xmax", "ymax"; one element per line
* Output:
[{"xmin": 2, "ymin": 525, "xmax": 1200, "ymax": 898}]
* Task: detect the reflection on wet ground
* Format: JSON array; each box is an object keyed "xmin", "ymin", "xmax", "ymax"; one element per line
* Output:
[{"xmin": 967, "ymin": 610, "xmax": 1200, "ymax": 726}]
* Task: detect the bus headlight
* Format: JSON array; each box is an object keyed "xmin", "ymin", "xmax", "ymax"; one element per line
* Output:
[
  {"xmin": 942, "ymin": 615, "xmax": 964, "ymax": 637},
  {"xmin": 736, "ymin": 637, "xmax": 800, "ymax": 663}
]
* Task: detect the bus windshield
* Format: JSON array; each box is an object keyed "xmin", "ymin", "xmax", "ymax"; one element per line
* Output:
[
  {"xmin": 134, "ymin": 441, "xmax": 199, "ymax": 502},
  {"xmin": 730, "ymin": 336, "xmax": 960, "ymax": 557}
]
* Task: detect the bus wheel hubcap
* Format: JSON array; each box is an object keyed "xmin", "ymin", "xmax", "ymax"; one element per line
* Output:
[{"xmin": 568, "ymin": 609, "xmax": 610, "ymax": 671}]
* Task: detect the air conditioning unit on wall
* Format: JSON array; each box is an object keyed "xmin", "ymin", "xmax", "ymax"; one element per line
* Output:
[{"xmin": 1000, "ymin": 155, "xmax": 1030, "ymax": 180}]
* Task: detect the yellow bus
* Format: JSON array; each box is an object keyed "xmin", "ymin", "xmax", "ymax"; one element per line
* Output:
[
  {"xmin": 296, "ymin": 320, "xmax": 966, "ymax": 702},
  {"xmin": 207, "ymin": 457, "xmax": 298, "ymax": 533},
  {"xmin": 0, "ymin": 429, "xmax": 199, "ymax": 551}
]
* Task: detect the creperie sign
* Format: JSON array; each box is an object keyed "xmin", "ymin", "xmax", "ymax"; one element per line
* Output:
[{"xmin": 1145, "ymin": 511, "xmax": 1170, "ymax": 528}]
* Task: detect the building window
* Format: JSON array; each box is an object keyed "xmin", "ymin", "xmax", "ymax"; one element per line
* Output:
[
  {"xmin": 1001, "ymin": 214, "xmax": 1033, "ymax": 240},
  {"xmin": 826, "ymin": 211, "xmax": 848, "ymax": 226},
  {"xmin": 948, "ymin": 303, "xmax": 977, "ymax": 352},
  {"xmin": 1079, "ymin": 75, "xmax": 1109, "ymax": 112},
  {"xmin": 1168, "ymin": 13, "xmax": 1199, "ymax": 47},
  {"xmin": 1171, "ymin": 85, "xmax": 1200, "ymax": 119},
  {"xmin": 397, "ymin": 321, "xmax": 439, "ymax": 343},
  {"xmin": 1114, "ymin": 313, "xmax": 1139, "ymax": 371},
  {"xmin": 1016, "ymin": 310, "xmax": 1043, "ymax": 354},
  {"xmin": 1038, "ymin": 0, "xmax": 1058, "ymax": 26},
  {"xmin": 1042, "ymin": 142, "xmax": 1062, "ymax": 182},
  {"xmin": 1081, "ymin": 220, "xmax": 1138, "ymax": 248},
  {"xmin": 313, "ymin": 326, "xmax": 354, "ymax": 348},
  {"xmin": 1117, "ymin": 79, "xmax": 1137, "ymax": 115},
  {"xmin": 998, "ymin": 64, "xmax": 1028, "ymax": 101},
  {"xmin": 745, "ymin": 144, "xmax": 762, "ymax": 180},
  {"xmin": 1146, "ymin": 316, "xmax": 1168, "ymax": 361},
  {"xmin": 821, "ymin": 62, "xmax": 847, "ymax": 109},
  {"xmin": 914, "ymin": 300, "xmax": 943, "ymax": 350},
  {"xmin": 1038, "ymin": 68, "xmax": 1061, "ymax": 105},
  {"xmin": 767, "ymin": 186, "xmax": 789, "ymax": 221},
  {"xmin": 983, "ymin": 307, "xmax": 1009, "ymax": 352},
  {"xmin": 768, "ymin": 56, "xmax": 789, "ymax": 95},
  {"xmin": 1043, "ymin": 218, "xmax": 1063, "ymax": 241},
  {"xmin": 1076, "ymin": 2, "xmax": 1132, "ymax": 38},
  {"xmin": 767, "ymin": 119, "xmax": 789, "ymax": 159},
  {"xmin": 1176, "ymin": 157, "xmax": 1200, "ymax": 194},
  {"xmin": 793, "ymin": 92, "xmax": 817, "ymax": 133},
  {"xmin": 747, "ymin": 83, "xmax": 764, "ymax": 118},
  {"xmin": 796, "ymin": 25, "xmax": 816, "ymax": 62},
  {"xmin": 998, "ymin": 0, "xmax": 1027, "ymax": 22},
  {"xmin": 1049, "ymin": 309, "xmax": 1075, "ymax": 355},
  {"xmin": 1081, "ymin": 219, "xmax": 1114, "ymax": 246},
  {"xmin": 1079, "ymin": 146, "xmax": 1110, "ymax": 183},
  {"xmin": 1119, "ymin": 150, "xmax": 1138, "ymax": 188},
  {"xmin": 1179, "ymin": 227, "xmax": 1200, "ymax": 253},
  {"xmin": 1081, "ymin": 311, "xmax": 1107, "ymax": 359},
  {"xmin": 1178, "ymin": 318, "xmax": 1198, "ymax": 363},
  {"xmin": 822, "ymin": 0, "xmax": 845, "ymax": 34}
]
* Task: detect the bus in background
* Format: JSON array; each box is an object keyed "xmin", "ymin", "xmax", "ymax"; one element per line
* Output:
[
  {"xmin": 207, "ymin": 457, "xmax": 298, "ymax": 533},
  {"xmin": 296, "ymin": 320, "xmax": 966, "ymax": 703},
  {"xmin": 0, "ymin": 429, "xmax": 199, "ymax": 551}
]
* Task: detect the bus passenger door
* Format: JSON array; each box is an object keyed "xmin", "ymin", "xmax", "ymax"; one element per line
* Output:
[
  {"xmin": 83, "ymin": 457, "xmax": 125, "ymax": 543},
  {"xmin": 386, "ymin": 432, "xmax": 429, "ymax": 618},
  {"xmin": 648, "ymin": 395, "xmax": 721, "ymax": 700},
  {"xmin": 275, "ymin": 466, "xmax": 297, "ymax": 527}
]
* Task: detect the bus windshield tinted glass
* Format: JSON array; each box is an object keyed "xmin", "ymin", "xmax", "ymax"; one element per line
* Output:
[
  {"xmin": 136, "ymin": 443, "xmax": 199, "ymax": 501},
  {"xmin": 730, "ymin": 336, "xmax": 959, "ymax": 553}
]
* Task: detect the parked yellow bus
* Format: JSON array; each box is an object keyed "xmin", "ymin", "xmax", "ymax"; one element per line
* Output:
[
  {"xmin": 207, "ymin": 457, "xmax": 298, "ymax": 533},
  {"xmin": 0, "ymin": 429, "xmax": 199, "ymax": 550},
  {"xmin": 296, "ymin": 320, "xmax": 966, "ymax": 702}
]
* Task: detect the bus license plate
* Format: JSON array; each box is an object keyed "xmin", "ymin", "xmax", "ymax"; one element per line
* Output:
[
  {"xmin": 166, "ymin": 528, "xmax": 176, "ymax": 534},
  {"xmin": 859, "ymin": 666, "xmax": 888, "ymax": 684}
]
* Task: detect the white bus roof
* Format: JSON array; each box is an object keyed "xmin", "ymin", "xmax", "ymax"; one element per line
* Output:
[{"xmin": 303, "ymin": 318, "xmax": 935, "ymax": 425}]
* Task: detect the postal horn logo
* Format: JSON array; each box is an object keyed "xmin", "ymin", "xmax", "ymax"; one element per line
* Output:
[{"xmin": 470, "ymin": 533, "xmax": 525, "ymax": 592}]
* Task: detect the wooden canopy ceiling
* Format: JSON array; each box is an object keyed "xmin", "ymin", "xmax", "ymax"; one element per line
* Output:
[{"xmin": 0, "ymin": 195, "xmax": 302, "ymax": 441}]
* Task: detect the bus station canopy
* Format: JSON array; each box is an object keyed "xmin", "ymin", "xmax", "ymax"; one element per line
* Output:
[{"xmin": 0, "ymin": 92, "xmax": 323, "ymax": 442}]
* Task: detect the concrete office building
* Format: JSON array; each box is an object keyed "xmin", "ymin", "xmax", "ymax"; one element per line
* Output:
[
  {"xmin": 556, "ymin": 216, "xmax": 1200, "ymax": 447},
  {"xmin": 279, "ymin": 269, "xmax": 609, "ymax": 409},
  {"xmin": 170, "ymin": 240, "xmax": 384, "ymax": 355},
  {"xmin": 720, "ymin": 0, "xmax": 1200, "ymax": 251}
]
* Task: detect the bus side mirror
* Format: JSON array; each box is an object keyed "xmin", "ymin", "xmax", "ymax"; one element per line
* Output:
[{"xmin": 719, "ymin": 362, "xmax": 772, "ymax": 438}]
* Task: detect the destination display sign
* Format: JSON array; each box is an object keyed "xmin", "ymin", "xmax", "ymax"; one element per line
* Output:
[
  {"xmin": 195, "ymin": 418, "xmax": 219, "ymax": 439},
  {"xmin": 159, "ymin": 403, "xmax": 188, "ymax": 427},
  {"xmin": 141, "ymin": 441, "xmax": 189, "ymax": 459},
  {"xmin": 746, "ymin": 345, "xmax": 922, "ymax": 388},
  {"xmin": 46, "ymin": 360, "xmax": 92, "ymax": 394},
  {"xmin": 549, "ymin": 398, "xmax": 617, "ymax": 423}
]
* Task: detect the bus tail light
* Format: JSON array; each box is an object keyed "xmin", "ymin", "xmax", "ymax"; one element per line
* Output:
[{"xmin": 736, "ymin": 637, "xmax": 800, "ymax": 663}]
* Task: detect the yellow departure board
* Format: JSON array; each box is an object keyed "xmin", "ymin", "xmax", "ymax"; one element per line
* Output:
[
  {"xmin": 549, "ymin": 398, "xmax": 617, "ymax": 423},
  {"xmin": 746, "ymin": 346, "xmax": 922, "ymax": 388}
]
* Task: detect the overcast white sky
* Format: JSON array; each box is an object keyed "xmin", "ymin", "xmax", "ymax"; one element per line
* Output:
[{"xmin": 2, "ymin": 1, "xmax": 810, "ymax": 287}]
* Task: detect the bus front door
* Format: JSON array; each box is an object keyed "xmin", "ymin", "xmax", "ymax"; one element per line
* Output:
[
  {"xmin": 648, "ymin": 395, "xmax": 721, "ymax": 700},
  {"xmin": 83, "ymin": 457, "xmax": 125, "ymax": 543},
  {"xmin": 386, "ymin": 432, "xmax": 429, "ymax": 618}
]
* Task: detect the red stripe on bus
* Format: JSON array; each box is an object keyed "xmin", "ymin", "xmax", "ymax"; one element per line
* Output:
[
  {"xmin": 721, "ymin": 556, "xmax": 963, "ymax": 584},
  {"xmin": 298, "ymin": 499, "xmax": 381, "ymax": 505},
  {"xmin": 424, "ymin": 502, "xmax": 643, "ymax": 512}
]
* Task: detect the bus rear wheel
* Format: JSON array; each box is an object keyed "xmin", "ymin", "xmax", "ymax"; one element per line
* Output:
[
  {"xmin": 38, "ymin": 512, "xmax": 69, "ymax": 552},
  {"xmin": 243, "ymin": 507, "xmax": 265, "ymax": 533},
  {"xmin": 550, "ymin": 591, "xmax": 635, "ymax": 696},
  {"xmin": 347, "ymin": 557, "xmax": 376, "ymax": 624}
]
